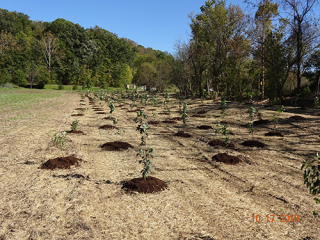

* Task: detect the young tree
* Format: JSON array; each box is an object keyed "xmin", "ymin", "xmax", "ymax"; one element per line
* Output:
[{"xmin": 26, "ymin": 61, "xmax": 40, "ymax": 88}]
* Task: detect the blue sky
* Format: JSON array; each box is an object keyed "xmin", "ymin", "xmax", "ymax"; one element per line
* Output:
[{"xmin": 1, "ymin": 0, "xmax": 247, "ymax": 54}]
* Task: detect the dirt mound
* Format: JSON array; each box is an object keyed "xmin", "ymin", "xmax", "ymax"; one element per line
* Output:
[
  {"xmin": 101, "ymin": 141, "xmax": 133, "ymax": 151},
  {"xmin": 149, "ymin": 121, "xmax": 160, "ymax": 125},
  {"xmin": 162, "ymin": 120, "xmax": 177, "ymax": 124},
  {"xmin": 191, "ymin": 114, "xmax": 205, "ymax": 118},
  {"xmin": 159, "ymin": 113, "xmax": 170, "ymax": 115},
  {"xmin": 75, "ymin": 108, "xmax": 85, "ymax": 110},
  {"xmin": 96, "ymin": 112, "xmax": 106, "ymax": 114},
  {"xmin": 241, "ymin": 140, "xmax": 266, "ymax": 148},
  {"xmin": 71, "ymin": 114, "xmax": 84, "ymax": 116},
  {"xmin": 160, "ymin": 131, "xmax": 173, "ymax": 134},
  {"xmin": 253, "ymin": 119, "xmax": 271, "ymax": 126},
  {"xmin": 290, "ymin": 115, "xmax": 306, "ymax": 120},
  {"xmin": 197, "ymin": 125, "xmax": 213, "ymax": 130},
  {"xmin": 174, "ymin": 131, "xmax": 191, "ymax": 138},
  {"xmin": 40, "ymin": 156, "xmax": 83, "ymax": 170},
  {"xmin": 212, "ymin": 153, "xmax": 242, "ymax": 165},
  {"xmin": 148, "ymin": 109, "xmax": 157, "ymax": 111},
  {"xmin": 99, "ymin": 125, "xmax": 118, "ymax": 130},
  {"xmin": 67, "ymin": 130, "xmax": 85, "ymax": 134},
  {"xmin": 208, "ymin": 139, "xmax": 235, "ymax": 148},
  {"xmin": 170, "ymin": 117, "xmax": 182, "ymax": 121},
  {"xmin": 93, "ymin": 108, "xmax": 103, "ymax": 111},
  {"xmin": 197, "ymin": 110, "xmax": 207, "ymax": 114},
  {"xmin": 122, "ymin": 176, "xmax": 168, "ymax": 193},
  {"xmin": 265, "ymin": 131, "xmax": 284, "ymax": 137}
]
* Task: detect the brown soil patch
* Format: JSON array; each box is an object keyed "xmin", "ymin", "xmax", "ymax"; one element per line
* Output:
[
  {"xmin": 122, "ymin": 176, "xmax": 168, "ymax": 193},
  {"xmin": 40, "ymin": 156, "xmax": 83, "ymax": 170},
  {"xmin": 191, "ymin": 114, "xmax": 205, "ymax": 118},
  {"xmin": 289, "ymin": 115, "xmax": 306, "ymax": 120},
  {"xmin": 71, "ymin": 114, "xmax": 84, "ymax": 116},
  {"xmin": 265, "ymin": 131, "xmax": 284, "ymax": 137},
  {"xmin": 127, "ymin": 110, "xmax": 137, "ymax": 112},
  {"xmin": 212, "ymin": 153, "xmax": 242, "ymax": 165},
  {"xmin": 158, "ymin": 113, "xmax": 170, "ymax": 115},
  {"xmin": 149, "ymin": 121, "xmax": 160, "ymax": 125},
  {"xmin": 208, "ymin": 139, "xmax": 235, "ymax": 148},
  {"xmin": 197, "ymin": 125, "xmax": 213, "ymax": 130},
  {"xmin": 253, "ymin": 119, "xmax": 271, "ymax": 126},
  {"xmin": 96, "ymin": 112, "xmax": 106, "ymax": 114},
  {"xmin": 162, "ymin": 120, "xmax": 177, "ymax": 124},
  {"xmin": 148, "ymin": 109, "xmax": 157, "ymax": 111},
  {"xmin": 174, "ymin": 131, "xmax": 191, "ymax": 138},
  {"xmin": 170, "ymin": 117, "xmax": 182, "ymax": 121},
  {"xmin": 197, "ymin": 110, "xmax": 207, "ymax": 114},
  {"xmin": 160, "ymin": 131, "xmax": 173, "ymax": 134},
  {"xmin": 99, "ymin": 125, "xmax": 119, "ymax": 130},
  {"xmin": 67, "ymin": 130, "xmax": 85, "ymax": 134},
  {"xmin": 75, "ymin": 108, "xmax": 85, "ymax": 110},
  {"xmin": 103, "ymin": 117, "xmax": 116, "ymax": 121},
  {"xmin": 100, "ymin": 141, "xmax": 133, "ymax": 151},
  {"xmin": 241, "ymin": 140, "xmax": 266, "ymax": 148},
  {"xmin": 93, "ymin": 108, "xmax": 103, "ymax": 111}
]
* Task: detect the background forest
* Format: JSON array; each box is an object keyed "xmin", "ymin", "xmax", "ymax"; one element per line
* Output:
[{"xmin": 1, "ymin": 0, "xmax": 320, "ymax": 103}]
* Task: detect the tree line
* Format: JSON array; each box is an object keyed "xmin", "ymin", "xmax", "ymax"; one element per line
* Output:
[
  {"xmin": 172, "ymin": 0, "xmax": 320, "ymax": 103},
  {"xmin": 0, "ymin": 8, "xmax": 173, "ymax": 90},
  {"xmin": 1, "ymin": 0, "xmax": 320, "ymax": 104}
]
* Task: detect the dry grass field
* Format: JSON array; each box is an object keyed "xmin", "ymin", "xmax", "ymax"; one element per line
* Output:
[{"xmin": 0, "ymin": 89, "xmax": 319, "ymax": 239}]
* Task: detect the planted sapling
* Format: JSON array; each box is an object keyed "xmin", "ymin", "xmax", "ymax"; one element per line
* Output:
[
  {"xmin": 273, "ymin": 105, "xmax": 284, "ymax": 131},
  {"xmin": 302, "ymin": 152, "xmax": 320, "ymax": 204},
  {"xmin": 70, "ymin": 120, "xmax": 79, "ymax": 131},
  {"xmin": 221, "ymin": 98, "xmax": 227, "ymax": 118},
  {"xmin": 134, "ymin": 109, "xmax": 153, "ymax": 179},
  {"xmin": 182, "ymin": 102, "xmax": 188, "ymax": 127},
  {"xmin": 247, "ymin": 106, "xmax": 255, "ymax": 139},
  {"xmin": 47, "ymin": 131, "xmax": 68, "ymax": 152},
  {"xmin": 214, "ymin": 121, "xmax": 232, "ymax": 146}
]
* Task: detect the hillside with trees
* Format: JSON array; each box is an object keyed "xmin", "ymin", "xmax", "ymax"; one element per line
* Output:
[
  {"xmin": 1, "ymin": 0, "xmax": 320, "ymax": 104},
  {"xmin": 0, "ymin": 8, "xmax": 173, "ymax": 90}
]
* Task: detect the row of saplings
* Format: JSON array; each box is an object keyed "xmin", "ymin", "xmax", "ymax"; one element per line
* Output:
[{"xmin": 39, "ymin": 91, "xmax": 320, "ymax": 209}]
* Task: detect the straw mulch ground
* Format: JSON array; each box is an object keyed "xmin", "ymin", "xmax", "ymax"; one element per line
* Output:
[{"xmin": 0, "ymin": 91, "xmax": 319, "ymax": 239}]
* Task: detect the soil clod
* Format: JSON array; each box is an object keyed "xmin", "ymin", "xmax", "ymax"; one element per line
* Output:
[
  {"xmin": 40, "ymin": 156, "xmax": 83, "ymax": 170},
  {"xmin": 197, "ymin": 125, "xmax": 213, "ymax": 130},
  {"xmin": 174, "ymin": 131, "xmax": 191, "ymax": 138},
  {"xmin": 122, "ymin": 176, "xmax": 168, "ymax": 193},
  {"xmin": 208, "ymin": 139, "xmax": 235, "ymax": 148},
  {"xmin": 241, "ymin": 140, "xmax": 266, "ymax": 148},
  {"xmin": 100, "ymin": 141, "xmax": 133, "ymax": 151},
  {"xmin": 265, "ymin": 131, "xmax": 284, "ymax": 137},
  {"xmin": 99, "ymin": 125, "xmax": 119, "ymax": 130},
  {"xmin": 212, "ymin": 153, "xmax": 242, "ymax": 165}
]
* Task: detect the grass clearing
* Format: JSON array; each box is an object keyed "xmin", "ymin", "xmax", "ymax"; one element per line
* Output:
[{"xmin": 0, "ymin": 92, "xmax": 319, "ymax": 239}]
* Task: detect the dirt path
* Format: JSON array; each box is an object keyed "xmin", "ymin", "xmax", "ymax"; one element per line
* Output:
[{"xmin": 0, "ymin": 93, "xmax": 319, "ymax": 239}]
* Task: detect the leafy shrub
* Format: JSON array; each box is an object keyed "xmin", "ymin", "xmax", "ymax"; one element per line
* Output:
[{"xmin": 302, "ymin": 153, "xmax": 320, "ymax": 204}]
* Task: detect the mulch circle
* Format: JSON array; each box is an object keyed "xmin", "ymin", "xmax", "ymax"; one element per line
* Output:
[
  {"xmin": 162, "ymin": 120, "xmax": 177, "ymax": 124},
  {"xmin": 253, "ymin": 119, "xmax": 271, "ymax": 126},
  {"xmin": 75, "ymin": 108, "xmax": 85, "ymax": 110},
  {"xmin": 191, "ymin": 114, "xmax": 205, "ymax": 118},
  {"xmin": 174, "ymin": 131, "xmax": 191, "ymax": 138},
  {"xmin": 96, "ymin": 112, "xmax": 106, "ymax": 114},
  {"xmin": 148, "ymin": 109, "xmax": 157, "ymax": 111},
  {"xmin": 71, "ymin": 114, "xmax": 84, "ymax": 116},
  {"xmin": 122, "ymin": 176, "xmax": 168, "ymax": 193},
  {"xmin": 289, "ymin": 115, "xmax": 306, "ymax": 120},
  {"xmin": 100, "ymin": 141, "xmax": 133, "ymax": 151},
  {"xmin": 67, "ymin": 130, "xmax": 85, "ymax": 134},
  {"xmin": 265, "ymin": 131, "xmax": 284, "ymax": 137},
  {"xmin": 40, "ymin": 156, "xmax": 83, "ymax": 170},
  {"xmin": 197, "ymin": 110, "xmax": 207, "ymax": 114},
  {"xmin": 158, "ymin": 113, "xmax": 170, "ymax": 115},
  {"xmin": 197, "ymin": 125, "xmax": 213, "ymax": 130},
  {"xmin": 170, "ymin": 117, "xmax": 182, "ymax": 121},
  {"xmin": 208, "ymin": 139, "xmax": 235, "ymax": 148},
  {"xmin": 99, "ymin": 125, "xmax": 119, "ymax": 130},
  {"xmin": 241, "ymin": 140, "xmax": 266, "ymax": 148},
  {"xmin": 212, "ymin": 153, "xmax": 242, "ymax": 165},
  {"xmin": 149, "ymin": 121, "xmax": 160, "ymax": 125},
  {"xmin": 93, "ymin": 108, "xmax": 104, "ymax": 111},
  {"xmin": 121, "ymin": 108, "xmax": 128, "ymax": 110}
]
